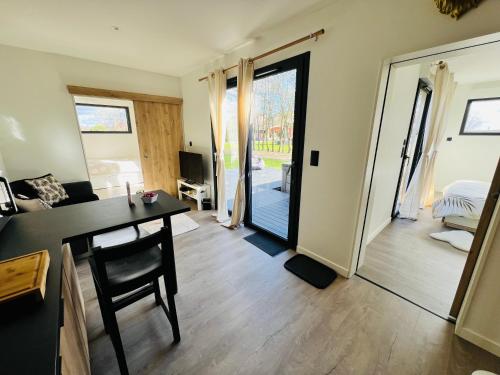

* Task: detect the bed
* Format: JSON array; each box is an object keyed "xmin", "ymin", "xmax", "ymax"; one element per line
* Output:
[{"xmin": 432, "ymin": 180, "xmax": 490, "ymax": 233}]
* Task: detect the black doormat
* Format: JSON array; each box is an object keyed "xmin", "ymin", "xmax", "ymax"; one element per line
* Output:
[
  {"xmin": 284, "ymin": 254, "xmax": 337, "ymax": 289},
  {"xmin": 244, "ymin": 232, "xmax": 288, "ymax": 257}
]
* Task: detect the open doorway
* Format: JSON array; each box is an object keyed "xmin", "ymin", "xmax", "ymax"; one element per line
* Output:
[
  {"xmin": 73, "ymin": 96, "xmax": 144, "ymax": 199},
  {"xmin": 356, "ymin": 41, "xmax": 500, "ymax": 319}
]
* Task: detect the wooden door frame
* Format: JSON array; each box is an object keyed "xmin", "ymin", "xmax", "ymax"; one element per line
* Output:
[{"xmin": 449, "ymin": 158, "xmax": 500, "ymax": 318}]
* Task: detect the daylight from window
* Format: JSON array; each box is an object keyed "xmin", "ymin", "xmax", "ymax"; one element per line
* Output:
[
  {"xmin": 224, "ymin": 69, "xmax": 296, "ymax": 238},
  {"xmin": 463, "ymin": 98, "xmax": 500, "ymax": 134},
  {"xmin": 76, "ymin": 104, "xmax": 131, "ymax": 132}
]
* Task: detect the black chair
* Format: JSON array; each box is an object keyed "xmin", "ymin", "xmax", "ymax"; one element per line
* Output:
[{"xmin": 89, "ymin": 226, "xmax": 180, "ymax": 375}]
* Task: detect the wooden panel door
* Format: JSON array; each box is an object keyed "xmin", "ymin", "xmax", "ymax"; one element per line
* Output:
[{"xmin": 133, "ymin": 101, "xmax": 184, "ymax": 195}]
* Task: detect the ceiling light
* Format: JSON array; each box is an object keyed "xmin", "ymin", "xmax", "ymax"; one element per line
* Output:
[{"xmin": 112, "ymin": 26, "xmax": 120, "ymax": 31}]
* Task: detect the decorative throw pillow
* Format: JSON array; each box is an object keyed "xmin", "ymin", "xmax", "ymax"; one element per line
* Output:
[
  {"xmin": 14, "ymin": 196, "xmax": 52, "ymax": 212},
  {"xmin": 24, "ymin": 174, "xmax": 69, "ymax": 205}
]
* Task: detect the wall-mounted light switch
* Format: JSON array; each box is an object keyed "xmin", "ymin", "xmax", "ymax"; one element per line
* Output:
[{"xmin": 310, "ymin": 150, "xmax": 319, "ymax": 166}]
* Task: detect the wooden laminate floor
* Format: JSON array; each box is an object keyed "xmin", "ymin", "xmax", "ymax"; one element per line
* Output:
[
  {"xmin": 357, "ymin": 208, "xmax": 468, "ymax": 318},
  {"xmin": 79, "ymin": 210, "xmax": 499, "ymax": 375}
]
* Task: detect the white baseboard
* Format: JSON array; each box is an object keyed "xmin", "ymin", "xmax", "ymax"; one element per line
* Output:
[
  {"xmin": 366, "ymin": 217, "xmax": 391, "ymax": 244},
  {"xmin": 296, "ymin": 246, "xmax": 350, "ymax": 278},
  {"xmin": 456, "ymin": 327, "xmax": 500, "ymax": 357}
]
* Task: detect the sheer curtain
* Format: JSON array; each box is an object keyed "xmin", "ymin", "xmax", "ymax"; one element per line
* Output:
[
  {"xmin": 229, "ymin": 58, "xmax": 254, "ymax": 228},
  {"xmin": 208, "ymin": 69, "xmax": 230, "ymax": 222},
  {"xmin": 420, "ymin": 64, "xmax": 456, "ymax": 206},
  {"xmin": 399, "ymin": 63, "xmax": 456, "ymax": 219}
]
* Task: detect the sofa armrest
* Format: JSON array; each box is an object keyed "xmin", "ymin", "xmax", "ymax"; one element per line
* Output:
[{"xmin": 62, "ymin": 181, "xmax": 99, "ymax": 203}]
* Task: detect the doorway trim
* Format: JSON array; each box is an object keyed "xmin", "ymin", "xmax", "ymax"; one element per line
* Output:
[{"xmin": 349, "ymin": 32, "xmax": 500, "ymax": 318}]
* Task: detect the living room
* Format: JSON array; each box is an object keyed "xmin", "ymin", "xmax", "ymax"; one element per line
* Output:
[{"xmin": 0, "ymin": 1, "xmax": 499, "ymax": 374}]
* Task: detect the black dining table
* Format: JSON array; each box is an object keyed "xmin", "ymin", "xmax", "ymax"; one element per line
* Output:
[{"xmin": 0, "ymin": 190, "xmax": 189, "ymax": 375}]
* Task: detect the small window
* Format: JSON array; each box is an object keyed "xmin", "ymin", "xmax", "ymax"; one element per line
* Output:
[
  {"xmin": 76, "ymin": 104, "xmax": 132, "ymax": 133},
  {"xmin": 460, "ymin": 98, "xmax": 500, "ymax": 135}
]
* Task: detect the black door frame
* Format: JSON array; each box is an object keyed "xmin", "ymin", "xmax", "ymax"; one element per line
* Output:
[
  {"xmin": 222, "ymin": 52, "xmax": 310, "ymax": 248},
  {"xmin": 391, "ymin": 79, "xmax": 432, "ymax": 219}
]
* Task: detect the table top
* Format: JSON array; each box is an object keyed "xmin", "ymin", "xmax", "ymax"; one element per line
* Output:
[{"xmin": 0, "ymin": 191, "xmax": 189, "ymax": 374}]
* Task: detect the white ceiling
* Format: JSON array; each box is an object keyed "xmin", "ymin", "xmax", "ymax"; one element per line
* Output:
[
  {"xmin": 0, "ymin": 0, "xmax": 328, "ymax": 77},
  {"xmin": 446, "ymin": 45, "xmax": 500, "ymax": 84}
]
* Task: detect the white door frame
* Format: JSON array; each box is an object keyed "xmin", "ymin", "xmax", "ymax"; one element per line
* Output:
[{"xmin": 349, "ymin": 31, "xmax": 500, "ymax": 277}]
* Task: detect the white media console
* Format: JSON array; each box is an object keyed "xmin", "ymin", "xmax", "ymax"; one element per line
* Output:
[{"xmin": 177, "ymin": 179, "xmax": 210, "ymax": 211}]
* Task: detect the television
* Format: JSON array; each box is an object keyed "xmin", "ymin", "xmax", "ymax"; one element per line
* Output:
[{"xmin": 179, "ymin": 151, "xmax": 204, "ymax": 184}]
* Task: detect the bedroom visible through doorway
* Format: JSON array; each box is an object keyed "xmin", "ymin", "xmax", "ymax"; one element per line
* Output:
[{"xmin": 356, "ymin": 42, "xmax": 500, "ymax": 319}]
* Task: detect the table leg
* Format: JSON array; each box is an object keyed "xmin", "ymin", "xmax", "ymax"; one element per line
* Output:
[{"xmin": 162, "ymin": 215, "xmax": 178, "ymax": 295}]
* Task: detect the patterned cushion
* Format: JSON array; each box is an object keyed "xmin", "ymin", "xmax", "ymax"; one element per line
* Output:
[{"xmin": 24, "ymin": 174, "xmax": 69, "ymax": 205}]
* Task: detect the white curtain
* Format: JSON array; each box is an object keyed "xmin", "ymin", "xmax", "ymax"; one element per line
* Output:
[
  {"xmin": 229, "ymin": 58, "xmax": 254, "ymax": 228},
  {"xmin": 399, "ymin": 63, "xmax": 456, "ymax": 219},
  {"xmin": 208, "ymin": 69, "xmax": 230, "ymax": 222}
]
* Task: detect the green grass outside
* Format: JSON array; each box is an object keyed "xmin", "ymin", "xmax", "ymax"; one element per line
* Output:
[
  {"xmin": 224, "ymin": 154, "xmax": 285, "ymax": 170},
  {"xmin": 225, "ymin": 141, "xmax": 292, "ymax": 154}
]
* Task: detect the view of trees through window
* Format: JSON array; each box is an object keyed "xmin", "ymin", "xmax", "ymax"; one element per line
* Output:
[
  {"xmin": 224, "ymin": 69, "xmax": 296, "ymax": 218},
  {"xmin": 76, "ymin": 104, "xmax": 131, "ymax": 133},
  {"xmin": 462, "ymin": 98, "xmax": 500, "ymax": 134}
]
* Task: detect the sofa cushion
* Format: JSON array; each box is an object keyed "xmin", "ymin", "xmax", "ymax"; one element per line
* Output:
[
  {"xmin": 9, "ymin": 179, "xmax": 39, "ymax": 199},
  {"xmin": 24, "ymin": 174, "xmax": 69, "ymax": 205},
  {"xmin": 14, "ymin": 196, "xmax": 52, "ymax": 213}
]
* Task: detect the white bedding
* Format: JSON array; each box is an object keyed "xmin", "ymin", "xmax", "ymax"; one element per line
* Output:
[{"xmin": 432, "ymin": 180, "xmax": 490, "ymax": 220}]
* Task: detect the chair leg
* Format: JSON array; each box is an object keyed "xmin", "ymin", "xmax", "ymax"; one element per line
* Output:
[
  {"xmin": 164, "ymin": 277, "xmax": 181, "ymax": 343},
  {"xmin": 92, "ymin": 277, "xmax": 109, "ymax": 334},
  {"xmin": 153, "ymin": 279, "xmax": 161, "ymax": 306},
  {"xmin": 105, "ymin": 297, "xmax": 129, "ymax": 375}
]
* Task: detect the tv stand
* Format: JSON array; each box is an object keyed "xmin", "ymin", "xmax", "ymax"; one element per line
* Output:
[{"xmin": 177, "ymin": 179, "xmax": 210, "ymax": 211}]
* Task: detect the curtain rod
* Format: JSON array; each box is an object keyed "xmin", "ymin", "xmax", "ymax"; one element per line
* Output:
[{"xmin": 198, "ymin": 29, "xmax": 325, "ymax": 82}]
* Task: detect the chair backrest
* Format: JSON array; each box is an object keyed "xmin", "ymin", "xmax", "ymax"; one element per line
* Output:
[{"xmin": 90, "ymin": 226, "xmax": 176, "ymax": 293}]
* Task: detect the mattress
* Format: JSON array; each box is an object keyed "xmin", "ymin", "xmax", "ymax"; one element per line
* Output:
[{"xmin": 432, "ymin": 180, "xmax": 490, "ymax": 220}]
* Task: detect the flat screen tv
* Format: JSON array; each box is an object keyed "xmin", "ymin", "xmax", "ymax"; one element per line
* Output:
[{"xmin": 179, "ymin": 151, "xmax": 204, "ymax": 184}]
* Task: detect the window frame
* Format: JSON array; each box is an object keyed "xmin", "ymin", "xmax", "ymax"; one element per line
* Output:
[
  {"xmin": 459, "ymin": 97, "xmax": 500, "ymax": 136},
  {"xmin": 75, "ymin": 103, "xmax": 132, "ymax": 134}
]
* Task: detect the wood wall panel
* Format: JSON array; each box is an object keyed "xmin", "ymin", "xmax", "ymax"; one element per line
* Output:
[
  {"xmin": 134, "ymin": 101, "xmax": 184, "ymax": 195},
  {"xmin": 67, "ymin": 85, "xmax": 182, "ymax": 105}
]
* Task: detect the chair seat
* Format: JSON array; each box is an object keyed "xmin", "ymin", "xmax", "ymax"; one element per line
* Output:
[
  {"xmin": 92, "ymin": 226, "xmax": 149, "ymax": 249},
  {"xmin": 105, "ymin": 245, "xmax": 163, "ymax": 296}
]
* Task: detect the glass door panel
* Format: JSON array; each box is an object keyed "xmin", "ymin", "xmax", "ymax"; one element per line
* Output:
[{"xmin": 249, "ymin": 69, "xmax": 297, "ymax": 239}]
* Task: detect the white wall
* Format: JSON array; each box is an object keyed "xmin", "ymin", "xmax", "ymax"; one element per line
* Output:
[
  {"xmin": 365, "ymin": 64, "xmax": 421, "ymax": 243},
  {"xmin": 181, "ymin": 0, "xmax": 500, "ymax": 276},
  {"xmin": 0, "ymin": 43, "xmax": 180, "ymax": 183},
  {"xmin": 0, "ymin": 150, "xmax": 6, "ymax": 177},
  {"xmin": 181, "ymin": 70, "xmax": 214, "ymax": 197},
  {"xmin": 434, "ymin": 81, "xmax": 500, "ymax": 192},
  {"xmin": 456, "ymin": 199, "xmax": 500, "ymax": 356}
]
